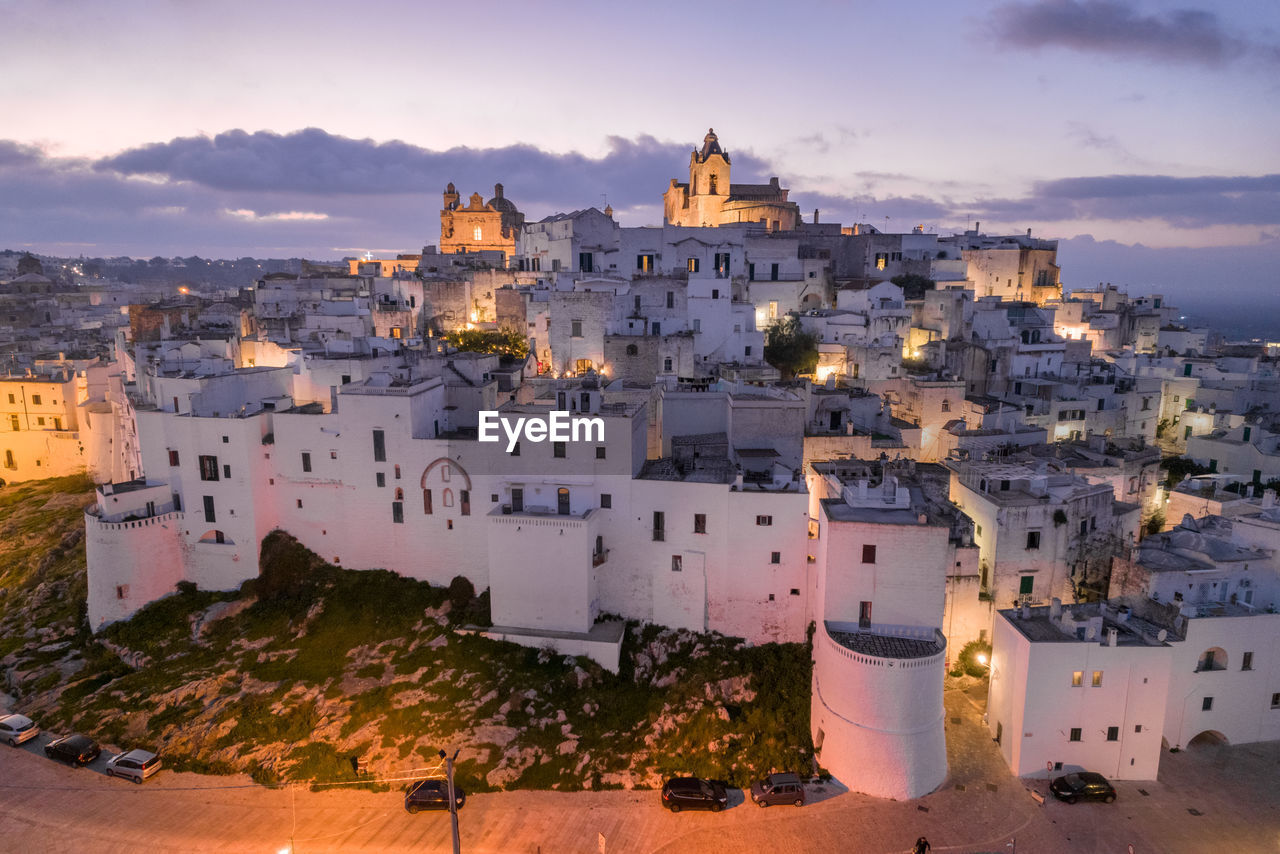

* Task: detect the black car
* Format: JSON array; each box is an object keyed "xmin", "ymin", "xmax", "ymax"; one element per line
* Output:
[
  {"xmin": 660, "ymin": 777, "xmax": 729, "ymax": 812},
  {"xmin": 44, "ymin": 734, "xmax": 101, "ymax": 767},
  {"xmin": 404, "ymin": 779, "xmax": 465, "ymax": 813},
  {"xmin": 1050, "ymin": 771, "xmax": 1116, "ymax": 804}
]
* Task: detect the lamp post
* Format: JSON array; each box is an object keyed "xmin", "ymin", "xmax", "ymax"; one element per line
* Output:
[{"xmin": 440, "ymin": 749, "xmax": 461, "ymax": 854}]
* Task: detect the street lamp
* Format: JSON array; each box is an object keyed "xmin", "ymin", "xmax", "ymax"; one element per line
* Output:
[{"xmin": 439, "ymin": 749, "xmax": 462, "ymax": 854}]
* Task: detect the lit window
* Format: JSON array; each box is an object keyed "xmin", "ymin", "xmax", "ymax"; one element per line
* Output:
[
  {"xmin": 1093, "ymin": 671, "xmax": 1103, "ymax": 687},
  {"xmin": 1072, "ymin": 671, "xmax": 1083, "ymax": 687},
  {"xmin": 473, "ymin": 226, "xmax": 482, "ymax": 241}
]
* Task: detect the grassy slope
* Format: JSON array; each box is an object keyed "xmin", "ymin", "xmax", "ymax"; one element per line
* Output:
[{"xmin": 1, "ymin": 480, "xmax": 814, "ymax": 792}]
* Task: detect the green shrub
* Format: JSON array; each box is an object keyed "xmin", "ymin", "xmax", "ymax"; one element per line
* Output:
[{"xmin": 956, "ymin": 639, "xmax": 992, "ymax": 678}]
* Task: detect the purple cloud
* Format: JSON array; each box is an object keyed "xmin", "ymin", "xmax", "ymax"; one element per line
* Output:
[{"xmin": 992, "ymin": 0, "xmax": 1277, "ymax": 66}]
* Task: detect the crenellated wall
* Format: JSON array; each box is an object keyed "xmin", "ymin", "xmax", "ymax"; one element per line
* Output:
[{"xmin": 85, "ymin": 509, "xmax": 184, "ymax": 630}]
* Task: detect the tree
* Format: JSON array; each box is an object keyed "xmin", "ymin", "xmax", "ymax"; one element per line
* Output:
[
  {"xmin": 441, "ymin": 327, "xmax": 530, "ymax": 359},
  {"xmin": 890, "ymin": 273, "xmax": 935, "ymax": 301},
  {"xmin": 16, "ymin": 253, "xmax": 42, "ymax": 276},
  {"xmin": 763, "ymin": 316, "xmax": 819, "ymax": 380}
]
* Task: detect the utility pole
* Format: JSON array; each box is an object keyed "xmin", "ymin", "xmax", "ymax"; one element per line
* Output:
[{"xmin": 440, "ymin": 749, "xmax": 461, "ymax": 854}]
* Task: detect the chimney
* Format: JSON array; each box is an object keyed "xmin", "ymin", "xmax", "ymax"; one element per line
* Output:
[
  {"xmin": 1027, "ymin": 228, "xmax": 1032, "ymax": 237},
  {"xmin": 814, "ymin": 208, "xmax": 820, "ymax": 224},
  {"xmin": 975, "ymin": 221, "xmax": 980, "ymax": 232},
  {"xmin": 1107, "ymin": 627, "xmax": 1118, "ymax": 647}
]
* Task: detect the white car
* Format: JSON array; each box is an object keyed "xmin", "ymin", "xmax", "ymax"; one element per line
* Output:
[
  {"xmin": 105, "ymin": 749, "xmax": 162, "ymax": 783},
  {"xmin": 0, "ymin": 714, "xmax": 39, "ymax": 747}
]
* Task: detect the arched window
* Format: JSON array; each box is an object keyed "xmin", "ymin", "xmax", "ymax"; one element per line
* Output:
[
  {"xmin": 423, "ymin": 489, "xmax": 433, "ymax": 514},
  {"xmin": 941, "ymin": 399, "xmax": 951, "ymax": 412},
  {"xmin": 443, "ymin": 488, "xmax": 454, "ymax": 508},
  {"xmin": 1196, "ymin": 647, "xmax": 1227, "ymax": 672},
  {"xmin": 708, "ymin": 174, "xmax": 718, "ymax": 195},
  {"xmin": 394, "ymin": 464, "xmax": 401, "ymax": 479},
  {"xmin": 394, "ymin": 488, "xmax": 403, "ymax": 501},
  {"xmin": 626, "ymin": 344, "xmax": 638, "ymax": 356}
]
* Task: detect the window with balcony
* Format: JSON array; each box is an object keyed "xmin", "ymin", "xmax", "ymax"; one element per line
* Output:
[{"xmin": 199, "ymin": 455, "xmax": 219, "ymax": 481}]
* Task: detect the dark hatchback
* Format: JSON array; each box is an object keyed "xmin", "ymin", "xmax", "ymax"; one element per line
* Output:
[
  {"xmin": 660, "ymin": 777, "xmax": 729, "ymax": 812},
  {"xmin": 405, "ymin": 779, "xmax": 466, "ymax": 813},
  {"xmin": 44, "ymin": 735, "xmax": 101, "ymax": 767},
  {"xmin": 1050, "ymin": 771, "xmax": 1116, "ymax": 804}
]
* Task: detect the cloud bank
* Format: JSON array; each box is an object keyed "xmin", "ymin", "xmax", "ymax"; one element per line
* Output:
[{"xmin": 992, "ymin": 0, "xmax": 1280, "ymax": 66}]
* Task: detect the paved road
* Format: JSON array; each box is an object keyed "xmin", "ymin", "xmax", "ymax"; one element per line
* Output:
[{"xmin": 2, "ymin": 688, "xmax": 1277, "ymax": 853}]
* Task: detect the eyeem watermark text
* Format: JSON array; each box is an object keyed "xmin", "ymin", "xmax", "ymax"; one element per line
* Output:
[{"xmin": 478, "ymin": 410, "xmax": 604, "ymax": 453}]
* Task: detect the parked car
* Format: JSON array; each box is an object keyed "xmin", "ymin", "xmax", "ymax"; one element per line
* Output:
[
  {"xmin": 44, "ymin": 735, "xmax": 101, "ymax": 767},
  {"xmin": 404, "ymin": 779, "xmax": 465, "ymax": 813},
  {"xmin": 660, "ymin": 777, "xmax": 729, "ymax": 812},
  {"xmin": 749, "ymin": 772, "xmax": 806, "ymax": 807},
  {"xmin": 0, "ymin": 714, "xmax": 39, "ymax": 747},
  {"xmin": 1050, "ymin": 771, "xmax": 1116, "ymax": 804},
  {"xmin": 105, "ymin": 749, "xmax": 162, "ymax": 783}
]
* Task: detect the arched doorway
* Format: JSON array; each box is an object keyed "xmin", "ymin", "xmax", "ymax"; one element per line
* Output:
[{"xmin": 1187, "ymin": 730, "xmax": 1229, "ymax": 749}]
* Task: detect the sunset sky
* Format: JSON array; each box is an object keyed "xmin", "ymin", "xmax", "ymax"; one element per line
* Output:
[{"xmin": 3, "ymin": 0, "xmax": 1277, "ymax": 315}]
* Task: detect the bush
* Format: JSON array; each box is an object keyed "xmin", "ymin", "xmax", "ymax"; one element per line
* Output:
[{"xmin": 956, "ymin": 639, "xmax": 992, "ymax": 678}]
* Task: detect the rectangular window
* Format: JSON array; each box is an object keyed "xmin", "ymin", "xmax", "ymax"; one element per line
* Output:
[
  {"xmin": 694, "ymin": 513, "xmax": 706, "ymax": 534},
  {"xmin": 460, "ymin": 490, "xmax": 470, "ymax": 516},
  {"xmin": 579, "ymin": 252, "xmax": 594, "ymax": 273},
  {"xmin": 600, "ymin": 493, "xmax": 611, "ymax": 509},
  {"xmin": 653, "ymin": 511, "xmax": 665, "ymax": 541},
  {"xmin": 202, "ymin": 495, "xmax": 215, "ymax": 524},
  {"xmin": 198, "ymin": 455, "xmax": 219, "ymax": 481},
  {"xmin": 861, "ymin": 544, "xmax": 876, "ymax": 564},
  {"xmin": 116, "ymin": 584, "xmax": 128, "ymax": 600},
  {"xmin": 172, "ymin": 493, "xmax": 182, "ymax": 512},
  {"xmin": 637, "ymin": 254, "xmax": 654, "ymax": 272},
  {"xmin": 666, "ymin": 291, "xmax": 675, "ymax": 309},
  {"xmin": 1272, "ymin": 693, "xmax": 1280, "ymax": 709},
  {"xmin": 372, "ymin": 429, "xmax": 386, "ymax": 462},
  {"xmin": 1093, "ymin": 670, "xmax": 1103, "ymax": 687},
  {"xmin": 652, "ymin": 321, "xmax": 661, "ymax": 335},
  {"xmin": 554, "ymin": 441, "xmax": 566, "ymax": 458},
  {"xmin": 1026, "ymin": 531, "xmax": 1041, "ymax": 550},
  {"xmin": 301, "ymin": 452, "xmax": 311, "ymax": 473},
  {"xmin": 770, "ymin": 551, "xmax": 781, "ymax": 564},
  {"xmin": 770, "ymin": 263, "xmax": 779, "ymax": 281},
  {"xmin": 423, "ymin": 489, "xmax": 432, "ymax": 514},
  {"xmin": 376, "ymin": 472, "xmax": 385, "ymax": 487},
  {"xmin": 1020, "ymin": 575, "xmax": 1034, "ymax": 596},
  {"xmin": 711, "ymin": 288, "xmax": 719, "ymax": 300},
  {"xmin": 571, "ymin": 320, "xmax": 583, "ymax": 338},
  {"xmin": 1107, "ymin": 726, "xmax": 1119, "ymax": 742},
  {"xmin": 686, "ymin": 258, "xmax": 699, "ymax": 273},
  {"xmin": 1072, "ymin": 671, "xmax": 1083, "ymax": 687},
  {"xmin": 222, "ymin": 464, "xmax": 231, "ymax": 479},
  {"xmin": 663, "ymin": 357, "xmax": 672, "ymax": 371},
  {"xmin": 1069, "ymin": 728, "xmax": 1082, "ymax": 742},
  {"xmin": 671, "ymin": 555, "xmax": 682, "ymax": 572},
  {"xmin": 1202, "ymin": 696, "xmax": 1214, "ymax": 711},
  {"xmin": 168, "ymin": 450, "xmax": 180, "ymax": 466},
  {"xmin": 31, "ymin": 394, "xmax": 41, "ymax": 405},
  {"xmin": 859, "ymin": 601, "xmax": 872, "ymax": 628},
  {"xmin": 392, "ymin": 502, "xmax": 403, "ymax": 524},
  {"xmin": 756, "ymin": 515, "xmax": 773, "ymax": 526},
  {"xmin": 1242, "ymin": 651, "xmax": 1253, "ymax": 671}
]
